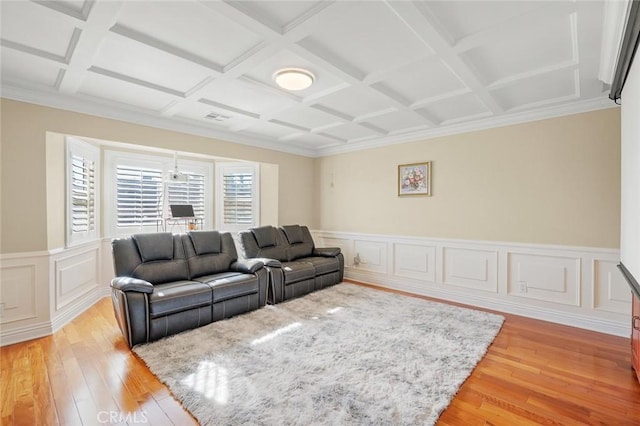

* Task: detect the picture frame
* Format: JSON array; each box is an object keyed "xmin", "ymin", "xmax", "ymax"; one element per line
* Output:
[{"xmin": 398, "ymin": 161, "xmax": 431, "ymax": 196}]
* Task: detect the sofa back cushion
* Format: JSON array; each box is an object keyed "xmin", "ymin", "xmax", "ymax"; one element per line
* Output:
[
  {"xmin": 189, "ymin": 230, "xmax": 221, "ymax": 255},
  {"xmin": 183, "ymin": 231, "xmax": 237, "ymax": 279},
  {"xmin": 133, "ymin": 233, "xmax": 174, "ymax": 261},
  {"xmin": 281, "ymin": 225, "xmax": 314, "ymax": 261},
  {"xmin": 239, "ymin": 226, "xmax": 288, "ymax": 261},
  {"xmin": 252, "ymin": 226, "xmax": 278, "ymax": 248},
  {"xmin": 112, "ymin": 234, "xmax": 189, "ymax": 285},
  {"xmin": 281, "ymin": 225, "xmax": 304, "ymax": 244}
]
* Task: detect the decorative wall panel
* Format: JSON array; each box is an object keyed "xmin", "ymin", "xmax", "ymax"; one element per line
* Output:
[
  {"xmin": 393, "ymin": 243, "xmax": 435, "ymax": 282},
  {"xmin": 0, "ymin": 265, "xmax": 37, "ymax": 323},
  {"xmin": 508, "ymin": 252, "xmax": 580, "ymax": 306},
  {"xmin": 353, "ymin": 240, "xmax": 387, "ymax": 273},
  {"xmin": 55, "ymin": 247, "xmax": 99, "ymax": 310},
  {"xmin": 442, "ymin": 247, "xmax": 498, "ymax": 292},
  {"xmin": 594, "ymin": 259, "xmax": 632, "ymax": 313}
]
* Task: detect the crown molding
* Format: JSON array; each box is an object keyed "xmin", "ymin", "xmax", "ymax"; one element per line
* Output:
[
  {"xmin": 0, "ymin": 83, "xmax": 317, "ymax": 158},
  {"xmin": 315, "ymin": 97, "xmax": 618, "ymax": 157},
  {"xmin": 1, "ymin": 83, "xmax": 617, "ymax": 159}
]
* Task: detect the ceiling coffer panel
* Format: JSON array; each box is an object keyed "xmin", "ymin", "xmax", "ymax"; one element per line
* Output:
[
  {"xmin": 115, "ymin": 1, "xmax": 263, "ymax": 67},
  {"xmin": 0, "ymin": 0, "xmax": 617, "ymax": 157},
  {"xmin": 1, "ymin": 1, "xmax": 78, "ymax": 58},
  {"xmin": 1, "ymin": 49, "xmax": 62, "ymax": 88}
]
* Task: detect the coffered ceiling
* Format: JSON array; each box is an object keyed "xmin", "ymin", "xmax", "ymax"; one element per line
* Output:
[{"xmin": 0, "ymin": 1, "xmax": 624, "ymax": 157}]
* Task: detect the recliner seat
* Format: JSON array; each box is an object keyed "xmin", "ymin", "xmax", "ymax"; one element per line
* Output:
[
  {"xmin": 238, "ymin": 225, "xmax": 344, "ymax": 303},
  {"xmin": 110, "ymin": 231, "xmax": 267, "ymax": 348}
]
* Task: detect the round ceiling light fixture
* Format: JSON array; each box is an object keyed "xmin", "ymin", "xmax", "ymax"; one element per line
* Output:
[{"xmin": 273, "ymin": 68, "xmax": 315, "ymax": 91}]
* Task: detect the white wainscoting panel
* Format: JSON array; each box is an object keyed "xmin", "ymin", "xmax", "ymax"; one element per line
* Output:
[
  {"xmin": 1, "ymin": 240, "xmax": 109, "ymax": 346},
  {"xmin": 353, "ymin": 239, "xmax": 388, "ymax": 273},
  {"xmin": 312, "ymin": 230, "xmax": 627, "ymax": 337},
  {"xmin": 507, "ymin": 252, "xmax": 580, "ymax": 306},
  {"xmin": 55, "ymin": 247, "xmax": 100, "ymax": 310},
  {"xmin": 0, "ymin": 264, "xmax": 37, "ymax": 323},
  {"xmin": 443, "ymin": 247, "xmax": 498, "ymax": 292},
  {"xmin": 317, "ymin": 237, "xmax": 352, "ymax": 268},
  {"xmin": 393, "ymin": 243, "xmax": 435, "ymax": 282},
  {"xmin": 593, "ymin": 259, "xmax": 632, "ymax": 313},
  {"xmin": 0, "ymin": 252, "xmax": 52, "ymax": 346}
]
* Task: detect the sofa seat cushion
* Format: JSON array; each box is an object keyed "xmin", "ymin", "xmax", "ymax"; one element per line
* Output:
[
  {"xmin": 196, "ymin": 272, "xmax": 260, "ymax": 303},
  {"xmin": 303, "ymin": 256, "xmax": 340, "ymax": 276},
  {"xmin": 149, "ymin": 280, "xmax": 212, "ymax": 319},
  {"xmin": 281, "ymin": 261, "xmax": 316, "ymax": 285}
]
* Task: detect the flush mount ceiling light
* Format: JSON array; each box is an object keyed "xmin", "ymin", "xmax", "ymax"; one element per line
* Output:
[{"xmin": 273, "ymin": 68, "xmax": 315, "ymax": 91}]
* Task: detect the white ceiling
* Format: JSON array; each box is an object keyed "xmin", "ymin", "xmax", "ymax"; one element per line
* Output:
[{"xmin": 0, "ymin": 0, "xmax": 622, "ymax": 157}]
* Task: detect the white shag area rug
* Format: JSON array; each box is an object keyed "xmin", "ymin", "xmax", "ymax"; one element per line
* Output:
[{"xmin": 133, "ymin": 283, "xmax": 504, "ymax": 425}]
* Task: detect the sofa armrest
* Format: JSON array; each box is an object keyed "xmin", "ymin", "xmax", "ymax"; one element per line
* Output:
[
  {"xmin": 313, "ymin": 247, "xmax": 341, "ymax": 257},
  {"xmin": 249, "ymin": 257, "xmax": 282, "ymax": 268},
  {"xmin": 110, "ymin": 277, "xmax": 154, "ymax": 294},
  {"xmin": 231, "ymin": 259, "xmax": 265, "ymax": 274}
]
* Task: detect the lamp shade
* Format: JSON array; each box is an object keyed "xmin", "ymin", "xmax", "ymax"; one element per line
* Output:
[{"xmin": 273, "ymin": 68, "xmax": 315, "ymax": 91}]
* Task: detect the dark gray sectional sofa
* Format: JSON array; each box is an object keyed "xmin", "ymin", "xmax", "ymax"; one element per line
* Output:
[
  {"xmin": 109, "ymin": 225, "xmax": 344, "ymax": 348},
  {"xmin": 110, "ymin": 231, "xmax": 267, "ymax": 348},
  {"xmin": 238, "ymin": 225, "xmax": 344, "ymax": 303}
]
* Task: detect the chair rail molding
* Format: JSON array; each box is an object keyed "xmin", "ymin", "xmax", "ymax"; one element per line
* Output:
[{"xmin": 312, "ymin": 230, "xmax": 628, "ymax": 337}]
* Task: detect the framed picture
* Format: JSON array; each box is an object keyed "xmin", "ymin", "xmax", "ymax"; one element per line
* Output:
[{"xmin": 398, "ymin": 162, "xmax": 431, "ymax": 196}]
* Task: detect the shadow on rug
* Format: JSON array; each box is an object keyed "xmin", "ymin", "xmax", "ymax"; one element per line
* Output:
[{"xmin": 133, "ymin": 283, "xmax": 504, "ymax": 425}]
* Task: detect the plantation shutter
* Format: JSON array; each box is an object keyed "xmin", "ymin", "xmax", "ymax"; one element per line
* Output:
[
  {"xmin": 116, "ymin": 165, "xmax": 163, "ymax": 227},
  {"xmin": 66, "ymin": 137, "xmax": 100, "ymax": 246},
  {"xmin": 70, "ymin": 155, "xmax": 96, "ymax": 233},
  {"xmin": 223, "ymin": 171, "xmax": 254, "ymax": 225},
  {"xmin": 167, "ymin": 173, "xmax": 206, "ymax": 218},
  {"xmin": 216, "ymin": 163, "xmax": 259, "ymax": 231}
]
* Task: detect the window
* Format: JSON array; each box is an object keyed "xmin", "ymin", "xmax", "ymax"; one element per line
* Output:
[
  {"xmin": 216, "ymin": 163, "xmax": 259, "ymax": 231},
  {"xmin": 167, "ymin": 172, "xmax": 206, "ymax": 219},
  {"xmin": 105, "ymin": 151, "xmax": 212, "ymax": 236},
  {"xmin": 115, "ymin": 165, "xmax": 163, "ymax": 227},
  {"xmin": 66, "ymin": 137, "xmax": 100, "ymax": 246}
]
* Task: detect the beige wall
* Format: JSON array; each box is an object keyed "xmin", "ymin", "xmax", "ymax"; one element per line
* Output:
[
  {"xmin": 0, "ymin": 98, "xmax": 621, "ymax": 253},
  {"xmin": 317, "ymin": 108, "xmax": 621, "ymax": 248},
  {"xmin": 0, "ymin": 99, "xmax": 316, "ymax": 253},
  {"xmin": 45, "ymin": 132, "xmax": 66, "ymax": 250}
]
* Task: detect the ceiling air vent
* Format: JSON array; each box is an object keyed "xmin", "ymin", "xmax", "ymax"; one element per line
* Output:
[{"xmin": 204, "ymin": 112, "xmax": 231, "ymax": 122}]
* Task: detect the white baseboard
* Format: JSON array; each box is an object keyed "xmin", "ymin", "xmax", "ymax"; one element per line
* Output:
[
  {"xmin": 347, "ymin": 272, "xmax": 628, "ymax": 337},
  {"xmin": 0, "ymin": 291, "xmax": 109, "ymax": 347},
  {"xmin": 51, "ymin": 288, "xmax": 110, "ymax": 334},
  {"xmin": 0, "ymin": 321, "xmax": 54, "ymax": 347}
]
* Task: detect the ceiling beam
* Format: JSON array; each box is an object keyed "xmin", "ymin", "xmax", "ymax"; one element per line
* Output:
[
  {"xmin": 385, "ymin": 1, "xmax": 504, "ymax": 115},
  {"xmin": 57, "ymin": 1, "xmax": 125, "ymax": 94}
]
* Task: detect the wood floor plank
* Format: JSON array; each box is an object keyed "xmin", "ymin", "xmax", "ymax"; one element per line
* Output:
[
  {"xmin": 0, "ymin": 344, "xmax": 17, "ymax": 425},
  {"xmin": 27, "ymin": 342, "xmax": 59, "ymax": 426},
  {"xmin": 1, "ymin": 282, "xmax": 639, "ymax": 425},
  {"xmin": 42, "ymin": 334, "xmax": 82, "ymax": 426},
  {"xmin": 12, "ymin": 344, "xmax": 35, "ymax": 426}
]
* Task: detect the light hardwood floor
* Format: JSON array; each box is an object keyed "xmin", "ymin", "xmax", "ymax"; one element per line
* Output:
[{"xmin": 2, "ymin": 282, "xmax": 639, "ymax": 425}]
